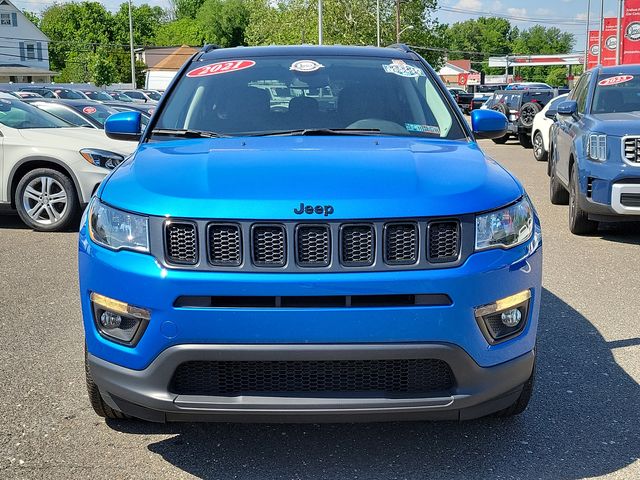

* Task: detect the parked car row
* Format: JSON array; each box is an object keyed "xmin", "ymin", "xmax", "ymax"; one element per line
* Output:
[{"xmin": 0, "ymin": 92, "xmax": 140, "ymax": 231}]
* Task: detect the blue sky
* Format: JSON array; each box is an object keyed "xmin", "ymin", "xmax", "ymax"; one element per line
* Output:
[{"xmin": 11, "ymin": 0, "xmax": 622, "ymax": 53}]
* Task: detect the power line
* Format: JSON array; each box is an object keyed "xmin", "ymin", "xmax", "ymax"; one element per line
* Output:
[{"xmin": 436, "ymin": 5, "xmax": 589, "ymax": 26}]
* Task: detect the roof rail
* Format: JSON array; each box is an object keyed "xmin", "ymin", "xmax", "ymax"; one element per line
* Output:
[
  {"xmin": 387, "ymin": 43, "xmax": 412, "ymax": 53},
  {"xmin": 201, "ymin": 44, "xmax": 222, "ymax": 53}
]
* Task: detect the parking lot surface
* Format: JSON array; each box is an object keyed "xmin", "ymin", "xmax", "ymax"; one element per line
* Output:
[{"xmin": 1, "ymin": 139, "xmax": 639, "ymax": 480}]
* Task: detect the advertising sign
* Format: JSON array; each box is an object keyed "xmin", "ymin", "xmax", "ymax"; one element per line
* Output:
[
  {"xmin": 588, "ymin": 30, "xmax": 600, "ymax": 70},
  {"xmin": 622, "ymin": 0, "xmax": 640, "ymax": 64},
  {"xmin": 601, "ymin": 17, "xmax": 619, "ymax": 66}
]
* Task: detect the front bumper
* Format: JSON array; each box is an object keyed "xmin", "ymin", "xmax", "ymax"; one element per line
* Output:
[{"xmin": 88, "ymin": 343, "xmax": 535, "ymax": 422}]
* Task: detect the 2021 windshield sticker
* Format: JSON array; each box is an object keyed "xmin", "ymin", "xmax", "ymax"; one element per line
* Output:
[
  {"xmin": 383, "ymin": 60, "xmax": 425, "ymax": 78},
  {"xmin": 187, "ymin": 60, "xmax": 256, "ymax": 78},
  {"xmin": 598, "ymin": 75, "xmax": 634, "ymax": 86},
  {"xmin": 82, "ymin": 106, "xmax": 97, "ymax": 115},
  {"xmin": 405, "ymin": 123, "xmax": 440, "ymax": 135},
  {"xmin": 290, "ymin": 60, "xmax": 324, "ymax": 73}
]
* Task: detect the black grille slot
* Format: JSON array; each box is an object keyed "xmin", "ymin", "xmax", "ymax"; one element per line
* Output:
[
  {"xmin": 428, "ymin": 221, "xmax": 459, "ymax": 263},
  {"xmin": 341, "ymin": 224, "xmax": 375, "ymax": 266},
  {"xmin": 169, "ymin": 359, "xmax": 454, "ymax": 396},
  {"xmin": 165, "ymin": 222, "xmax": 198, "ymax": 264},
  {"xmin": 296, "ymin": 225, "xmax": 330, "ymax": 267},
  {"xmin": 252, "ymin": 225, "xmax": 286, "ymax": 266},
  {"xmin": 621, "ymin": 193, "xmax": 640, "ymax": 207},
  {"xmin": 208, "ymin": 224, "xmax": 241, "ymax": 266},
  {"xmin": 384, "ymin": 223, "xmax": 418, "ymax": 265},
  {"xmin": 623, "ymin": 138, "xmax": 640, "ymax": 163}
]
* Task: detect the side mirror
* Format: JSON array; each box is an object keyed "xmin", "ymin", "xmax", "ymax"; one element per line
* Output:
[
  {"xmin": 470, "ymin": 109, "xmax": 508, "ymax": 140},
  {"xmin": 556, "ymin": 100, "xmax": 577, "ymax": 117},
  {"xmin": 544, "ymin": 109, "xmax": 557, "ymax": 120},
  {"xmin": 104, "ymin": 111, "xmax": 142, "ymax": 141}
]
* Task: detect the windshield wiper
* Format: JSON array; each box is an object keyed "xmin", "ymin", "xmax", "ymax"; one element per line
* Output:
[
  {"xmin": 250, "ymin": 128, "xmax": 382, "ymax": 137},
  {"xmin": 151, "ymin": 128, "xmax": 228, "ymax": 138}
]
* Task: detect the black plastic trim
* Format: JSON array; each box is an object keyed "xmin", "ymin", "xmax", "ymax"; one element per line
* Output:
[{"xmin": 164, "ymin": 220, "xmax": 199, "ymax": 266}]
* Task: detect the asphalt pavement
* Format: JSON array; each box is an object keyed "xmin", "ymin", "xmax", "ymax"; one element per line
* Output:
[{"xmin": 0, "ymin": 139, "xmax": 638, "ymax": 479}]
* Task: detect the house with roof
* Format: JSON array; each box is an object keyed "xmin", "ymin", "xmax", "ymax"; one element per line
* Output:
[
  {"xmin": 138, "ymin": 45, "xmax": 199, "ymax": 90},
  {"xmin": 438, "ymin": 59, "xmax": 480, "ymax": 89},
  {"xmin": 0, "ymin": 0, "xmax": 55, "ymax": 83}
]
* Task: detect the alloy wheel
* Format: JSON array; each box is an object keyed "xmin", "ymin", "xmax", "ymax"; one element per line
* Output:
[{"xmin": 22, "ymin": 176, "xmax": 68, "ymax": 226}]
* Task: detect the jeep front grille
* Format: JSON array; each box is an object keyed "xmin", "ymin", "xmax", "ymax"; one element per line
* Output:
[
  {"xmin": 159, "ymin": 217, "xmax": 468, "ymax": 272},
  {"xmin": 165, "ymin": 222, "xmax": 198, "ymax": 265},
  {"xmin": 623, "ymin": 137, "xmax": 640, "ymax": 163}
]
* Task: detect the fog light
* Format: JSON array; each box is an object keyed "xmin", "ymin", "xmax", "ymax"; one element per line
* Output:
[
  {"xmin": 90, "ymin": 292, "xmax": 150, "ymax": 346},
  {"xmin": 475, "ymin": 290, "xmax": 531, "ymax": 344},
  {"xmin": 501, "ymin": 308, "xmax": 522, "ymax": 327},
  {"xmin": 99, "ymin": 311, "xmax": 122, "ymax": 329}
]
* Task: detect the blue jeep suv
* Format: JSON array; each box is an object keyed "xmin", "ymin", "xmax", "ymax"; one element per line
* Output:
[
  {"xmin": 550, "ymin": 65, "xmax": 640, "ymax": 233},
  {"xmin": 79, "ymin": 45, "xmax": 542, "ymax": 422}
]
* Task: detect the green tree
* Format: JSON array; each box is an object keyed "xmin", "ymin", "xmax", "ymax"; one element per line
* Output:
[
  {"xmin": 174, "ymin": 0, "xmax": 206, "ymax": 19},
  {"xmin": 155, "ymin": 18, "xmax": 204, "ymax": 45},
  {"xmin": 112, "ymin": 3, "xmax": 167, "ymax": 46},
  {"xmin": 22, "ymin": 10, "xmax": 40, "ymax": 27},
  {"xmin": 90, "ymin": 48, "xmax": 119, "ymax": 86},
  {"xmin": 197, "ymin": 0, "xmax": 250, "ymax": 47}
]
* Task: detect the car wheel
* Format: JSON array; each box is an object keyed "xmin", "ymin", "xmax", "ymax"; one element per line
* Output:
[
  {"xmin": 549, "ymin": 148, "xmax": 569, "ymax": 205},
  {"xmin": 518, "ymin": 133, "xmax": 533, "ymax": 148},
  {"xmin": 494, "ymin": 362, "xmax": 535, "ymax": 417},
  {"xmin": 85, "ymin": 347, "xmax": 130, "ymax": 420},
  {"xmin": 533, "ymin": 131, "xmax": 547, "ymax": 161},
  {"xmin": 569, "ymin": 166, "xmax": 598, "ymax": 235},
  {"xmin": 519, "ymin": 102, "xmax": 541, "ymax": 128},
  {"xmin": 14, "ymin": 168, "xmax": 80, "ymax": 232}
]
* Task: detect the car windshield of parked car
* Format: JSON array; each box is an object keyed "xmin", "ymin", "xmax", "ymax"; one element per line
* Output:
[
  {"xmin": 85, "ymin": 91, "xmax": 113, "ymax": 102},
  {"xmin": 54, "ymin": 89, "xmax": 86, "ymax": 100},
  {"xmin": 0, "ymin": 99, "xmax": 71, "ymax": 129},
  {"xmin": 155, "ymin": 56, "xmax": 466, "ymax": 139},
  {"xmin": 592, "ymin": 74, "xmax": 640, "ymax": 114},
  {"xmin": 72, "ymin": 103, "xmax": 119, "ymax": 126},
  {"xmin": 144, "ymin": 90, "xmax": 162, "ymax": 101},
  {"xmin": 33, "ymin": 103, "xmax": 93, "ymax": 127}
]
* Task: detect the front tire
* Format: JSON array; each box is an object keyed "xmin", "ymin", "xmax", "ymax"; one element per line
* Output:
[
  {"xmin": 14, "ymin": 168, "xmax": 80, "ymax": 232},
  {"xmin": 518, "ymin": 132, "xmax": 533, "ymax": 148},
  {"xmin": 85, "ymin": 348, "xmax": 130, "ymax": 420},
  {"xmin": 494, "ymin": 364, "xmax": 535, "ymax": 417},
  {"xmin": 569, "ymin": 166, "xmax": 598, "ymax": 235},
  {"xmin": 549, "ymin": 149, "xmax": 569, "ymax": 205},
  {"xmin": 532, "ymin": 131, "xmax": 547, "ymax": 161}
]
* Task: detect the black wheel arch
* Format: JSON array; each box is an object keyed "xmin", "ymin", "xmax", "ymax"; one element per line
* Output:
[{"xmin": 8, "ymin": 156, "xmax": 84, "ymax": 209}]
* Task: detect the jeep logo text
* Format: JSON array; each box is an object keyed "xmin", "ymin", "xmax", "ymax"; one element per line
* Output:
[{"xmin": 294, "ymin": 203, "xmax": 334, "ymax": 216}]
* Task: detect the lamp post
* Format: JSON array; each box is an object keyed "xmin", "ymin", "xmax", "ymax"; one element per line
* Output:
[
  {"xmin": 318, "ymin": 0, "xmax": 323, "ymax": 45},
  {"xmin": 376, "ymin": 0, "xmax": 380, "ymax": 47},
  {"xmin": 616, "ymin": 0, "xmax": 623, "ymax": 65},
  {"xmin": 398, "ymin": 25, "xmax": 414, "ymax": 40},
  {"xmin": 584, "ymin": 0, "xmax": 591, "ymax": 70},
  {"xmin": 597, "ymin": 0, "xmax": 604, "ymax": 65},
  {"xmin": 128, "ymin": 0, "xmax": 136, "ymax": 89}
]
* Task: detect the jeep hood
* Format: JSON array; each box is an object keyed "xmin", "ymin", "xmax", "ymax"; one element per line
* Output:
[{"xmin": 100, "ymin": 137, "xmax": 523, "ymax": 219}]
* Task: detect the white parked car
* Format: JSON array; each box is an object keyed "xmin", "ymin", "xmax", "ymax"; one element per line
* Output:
[
  {"xmin": 0, "ymin": 94, "xmax": 136, "ymax": 231},
  {"xmin": 530, "ymin": 94, "xmax": 568, "ymax": 162}
]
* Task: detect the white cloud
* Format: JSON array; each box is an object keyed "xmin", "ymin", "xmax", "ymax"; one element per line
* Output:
[
  {"xmin": 536, "ymin": 8, "xmax": 552, "ymax": 16},
  {"xmin": 506, "ymin": 7, "xmax": 527, "ymax": 17},
  {"xmin": 489, "ymin": 1, "xmax": 503, "ymax": 12},
  {"xmin": 576, "ymin": 12, "xmax": 588, "ymax": 21},
  {"xmin": 454, "ymin": 0, "xmax": 483, "ymax": 10}
]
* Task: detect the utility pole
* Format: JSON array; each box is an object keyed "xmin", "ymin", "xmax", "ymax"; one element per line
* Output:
[
  {"xmin": 128, "ymin": 0, "xmax": 136, "ymax": 89},
  {"xmin": 584, "ymin": 0, "xmax": 591, "ymax": 70},
  {"xmin": 616, "ymin": 0, "xmax": 623, "ymax": 65},
  {"xmin": 597, "ymin": 0, "xmax": 604, "ymax": 66},
  {"xmin": 318, "ymin": 0, "xmax": 323, "ymax": 45},
  {"xmin": 376, "ymin": 0, "xmax": 381, "ymax": 47},
  {"xmin": 396, "ymin": 0, "xmax": 401, "ymax": 44}
]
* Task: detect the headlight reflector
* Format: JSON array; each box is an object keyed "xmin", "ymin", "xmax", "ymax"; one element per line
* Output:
[
  {"xmin": 475, "ymin": 197, "xmax": 534, "ymax": 251},
  {"xmin": 80, "ymin": 148, "xmax": 125, "ymax": 169},
  {"xmin": 587, "ymin": 134, "xmax": 607, "ymax": 161},
  {"xmin": 89, "ymin": 199, "xmax": 149, "ymax": 252}
]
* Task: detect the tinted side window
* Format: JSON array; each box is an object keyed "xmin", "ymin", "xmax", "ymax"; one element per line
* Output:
[{"xmin": 575, "ymin": 74, "xmax": 591, "ymax": 114}]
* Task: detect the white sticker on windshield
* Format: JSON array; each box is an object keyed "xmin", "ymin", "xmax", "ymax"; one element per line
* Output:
[
  {"xmin": 290, "ymin": 60, "xmax": 325, "ymax": 73},
  {"xmin": 383, "ymin": 60, "xmax": 424, "ymax": 78},
  {"xmin": 405, "ymin": 123, "xmax": 440, "ymax": 135},
  {"xmin": 598, "ymin": 75, "xmax": 634, "ymax": 86}
]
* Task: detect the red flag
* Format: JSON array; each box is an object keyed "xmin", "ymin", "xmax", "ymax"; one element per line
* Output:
[
  {"xmin": 588, "ymin": 30, "xmax": 600, "ymax": 70},
  {"xmin": 601, "ymin": 17, "xmax": 619, "ymax": 66}
]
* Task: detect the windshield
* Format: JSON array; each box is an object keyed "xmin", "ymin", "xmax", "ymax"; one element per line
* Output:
[
  {"xmin": 33, "ymin": 103, "xmax": 93, "ymax": 127},
  {"xmin": 85, "ymin": 91, "xmax": 113, "ymax": 102},
  {"xmin": 73, "ymin": 103, "xmax": 119, "ymax": 127},
  {"xmin": 144, "ymin": 90, "xmax": 162, "ymax": 101},
  {"xmin": 0, "ymin": 98, "xmax": 71, "ymax": 129},
  {"xmin": 592, "ymin": 74, "xmax": 640, "ymax": 114},
  {"xmin": 55, "ymin": 89, "xmax": 87, "ymax": 100},
  {"xmin": 155, "ymin": 55, "xmax": 466, "ymax": 139}
]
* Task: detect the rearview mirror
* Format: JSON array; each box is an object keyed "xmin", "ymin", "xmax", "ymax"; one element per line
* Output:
[
  {"xmin": 544, "ymin": 110, "xmax": 557, "ymax": 120},
  {"xmin": 470, "ymin": 109, "xmax": 508, "ymax": 140},
  {"xmin": 104, "ymin": 111, "xmax": 142, "ymax": 141}
]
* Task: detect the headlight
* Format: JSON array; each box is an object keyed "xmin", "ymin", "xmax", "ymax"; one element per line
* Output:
[
  {"xmin": 80, "ymin": 148, "xmax": 125, "ymax": 169},
  {"xmin": 88, "ymin": 199, "xmax": 149, "ymax": 252},
  {"xmin": 475, "ymin": 197, "xmax": 534, "ymax": 251},
  {"xmin": 587, "ymin": 134, "xmax": 607, "ymax": 161}
]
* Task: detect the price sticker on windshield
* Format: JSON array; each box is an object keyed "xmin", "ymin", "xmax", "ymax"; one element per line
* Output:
[
  {"xmin": 83, "ymin": 106, "xmax": 97, "ymax": 114},
  {"xmin": 187, "ymin": 60, "xmax": 255, "ymax": 78},
  {"xmin": 383, "ymin": 59, "xmax": 425, "ymax": 78},
  {"xmin": 598, "ymin": 75, "xmax": 634, "ymax": 86}
]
